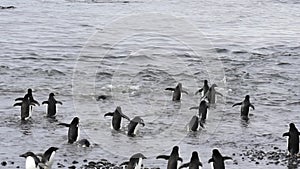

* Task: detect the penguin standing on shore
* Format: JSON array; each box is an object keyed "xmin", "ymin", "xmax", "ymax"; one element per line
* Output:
[
  {"xmin": 232, "ymin": 95, "xmax": 255, "ymax": 120},
  {"xmin": 179, "ymin": 151, "xmax": 202, "ymax": 169},
  {"xmin": 208, "ymin": 149, "xmax": 232, "ymax": 169},
  {"xmin": 42, "ymin": 93, "xmax": 62, "ymax": 117},
  {"xmin": 165, "ymin": 83, "xmax": 188, "ymax": 101},
  {"xmin": 283, "ymin": 123, "xmax": 300, "ymax": 156},
  {"xmin": 157, "ymin": 146, "xmax": 183, "ymax": 169},
  {"xmin": 104, "ymin": 106, "xmax": 130, "ymax": 130},
  {"xmin": 58, "ymin": 117, "xmax": 80, "ymax": 144},
  {"xmin": 19, "ymin": 151, "xmax": 41, "ymax": 169},
  {"xmin": 120, "ymin": 153, "xmax": 147, "ymax": 169},
  {"xmin": 14, "ymin": 94, "xmax": 36, "ymax": 120}
]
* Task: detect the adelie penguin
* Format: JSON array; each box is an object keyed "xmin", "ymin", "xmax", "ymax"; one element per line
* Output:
[
  {"xmin": 58, "ymin": 117, "xmax": 80, "ymax": 144},
  {"xmin": 200, "ymin": 84, "xmax": 223, "ymax": 104},
  {"xmin": 195, "ymin": 80, "xmax": 209, "ymax": 97},
  {"xmin": 127, "ymin": 116, "xmax": 145, "ymax": 137},
  {"xmin": 14, "ymin": 94, "xmax": 37, "ymax": 120},
  {"xmin": 15, "ymin": 88, "xmax": 40, "ymax": 112},
  {"xmin": 157, "ymin": 146, "xmax": 183, "ymax": 169},
  {"xmin": 120, "ymin": 153, "xmax": 147, "ymax": 169},
  {"xmin": 179, "ymin": 151, "xmax": 202, "ymax": 169},
  {"xmin": 42, "ymin": 93, "xmax": 62, "ymax": 117},
  {"xmin": 189, "ymin": 100, "xmax": 209, "ymax": 129},
  {"xmin": 37, "ymin": 147, "xmax": 59, "ymax": 169},
  {"xmin": 104, "ymin": 106, "xmax": 130, "ymax": 130},
  {"xmin": 20, "ymin": 151, "xmax": 42, "ymax": 169},
  {"xmin": 232, "ymin": 95, "xmax": 255, "ymax": 120},
  {"xmin": 165, "ymin": 83, "xmax": 188, "ymax": 101},
  {"xmin": 208, "ymin": 149, "xmax": 232, "ymax": 169},
  {"xmin": 282, "ymin": 123, "xmax": 300, "ymax": 156}
]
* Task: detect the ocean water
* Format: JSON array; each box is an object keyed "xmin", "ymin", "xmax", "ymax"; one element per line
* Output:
[{"xmin": 0, "ymin": 0, "xmax": 299, "ymax": 168}]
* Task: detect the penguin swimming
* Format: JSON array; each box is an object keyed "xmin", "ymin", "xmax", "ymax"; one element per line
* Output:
[
  {"xmin": 200, "ymin": 84, "xmax": 222, "ymax": 104},
  {"xmin": 120, "ymin": 153, "xmax": 147, "ymax": 169},
  {"xmin": 15, "ymin": 88, "xmax": 40, "ymax": 112},
  {"xmin": 195, "ymin": 80, "xmax": 209, "ymax": 97},
  {"xmin": 157, "ymin": 146, "xmax": 183, "ymax": 169},
  {"xmin": 40, "ymin": 147, "xmax": 58, "ymax": 168},
  {"xmin": 190, "ymin": 100, "xmax": 209, "ymax": 127},
  {"xmin": 232, "ymin": 95, "xmax": 255, "ymax": 120},
  {"xmin": 58, "ymin": 117, "xmax": 79, "ymax": 144},
  {"xmin": 127, "ymin": 116, "xmax": 145, "ymax": 137},
  {"xmin": 282, "ymin": 123, "xmax": 300, "ymax": 156},
  {"xmin": 77, "ymin": 139, "xmax": 91, "ymax": 147},
  {"xmin": 179, "ymin": 151, "xmax": 202, "ymax": 169},
  {"xmin": 104, "ymin": 106, "xmax": 130, "ymax": 130},
  {"xmin": 165, "ymin": 83, "xmax": 188, "ymax": 101},
  {"xmin": 187, "ymin": 116, "xmax": 200, "ymax": 132},
  {"xmin": 20, "ymin": 151, "xmax": 41, "ymax": 169},
  {"xmin": 42, "ymin": 93, "xmax": 62, "ymax": 117},
  {"xmin": 14, "ymin": 94, "xmax": 37, "ymax": 120},
  {"xmin": 208, "ymin": 149, "xmax": 232, "ymax": 169}
]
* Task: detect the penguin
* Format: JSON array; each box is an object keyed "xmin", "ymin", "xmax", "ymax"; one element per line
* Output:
[
  {"xmin": 195, "ymin": 80, "xmax": 209, "ymax": 97},
  {"xmin": 157, "ymin": 146, "xmax": 183, "ymax": 169},
  {"xmin": 127, "ymin": 116, "xmax": 145, "ymax": 137},
  {"xmin": 282, "ymin": 123, "xmax": 300, "ymax": 156},
  {"xmin": 19, "ymin": 152, "xmax": 41, "ymax": 169},
  {"xmin": 14, "ymin": 94, "xmax": 36, "ymax": 120},
  {"xmin": 187, "ymin": 115, "xmax": 200, "ymax": 132},
  {"xmin": 104, "ymin": 106, "xmax": 130, "ymax": 130},
  {"xmin": 42, "ymin": 93, "xmax": 62, "ymax": 117},
  {"xmin": 58, "ymin": 117, "xmax": 79, "ymax": 144},
  {"xmin": 41, "ymin": 147, "xmax": 58, "ymax": 168},
  {"xmin": 232, "ymin": 95, "xmax": 255, "ymax": 120},
  {"xmin": 77, "ymin": 139, "xmax": 91, "ymax": 147},
  {"xmin": 179, "ymin": 151, "xmax": 202, "ymax": 169},
  {"xmin": 208, "ymin": 149, "xmax": 232, "ymax": 169},
  {"xmin": 200, "ymin": 84, "xmax": 222, "ymax": 104},
  {"xmin": 165, "ymin": 83, "xmax": 188, "ymax": 101},
  {"xmin": 15, "ymin": 88, "xmax": 40, "ymax": 112},
  {"xmin": 120, "ymin": 153, "xmax": 147, "ymax": 169},
  {"xmin": 190, "ymin": 100, "xmax": 209, "ymax": 127}
]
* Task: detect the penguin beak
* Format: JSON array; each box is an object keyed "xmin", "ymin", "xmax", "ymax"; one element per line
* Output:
[{"xmin": 141, "ymin": 122, "xmax": 145, "ymax": 127}]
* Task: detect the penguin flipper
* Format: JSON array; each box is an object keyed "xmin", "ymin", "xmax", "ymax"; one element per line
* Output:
[
  {"xmin": 13, "ymin": 102, "xmax": 22, "ymax": 106},
  {"xmin": 104, "ymin": 112, "xmax": 114, "ymax": 117},
  {"xmin": 119, "ymin": 161, "xmax": 129, "ymax": 166},
  {"xmin": 165, "ymin": 88, "xmax": 175, "ymax": 91},
  {"xmin": 208, "ymin": 158, "xmax": 214, "ymax": 163},
  {"xmin": 283, "ymin": 132, "xmax": 290, "ymax": 137},
  {"xmin": 120, "ymin": 112, "xmax": 131, "ymax": 121},
  {"xmin": 58, "ymin": 123, "xmax": 70, "ymax": 127},
  {"xmin": 232, "ymin": 102, "xmax": 242, "ymax": 107},
  {"xmin": 156, "ymin": 155, "xmax": 170, "ymax": 160},
  {"xmin": 189, "ymin": 106, "xmax": 199, "ymax": 110},
  {"xmin": 182, "ymin": 90, "xmax": 189, "ymax": 95},
  {"xmin": 250, "ymin": 104, "xmax": 255, "ymax": 110},
  {"xmin": 179, "ymin": 162, "xmax": 190, "ymax": 169},
  {"xmin": 32, "ymin": 100, "xmax": 40, "ymax": 106},
  {"xmin": 56, "ymin": 101, "xmax": 63, "ymax": 105},
  {"xmin": 195, "ymin": 88, "xmax": 203, "ymax": 95},
  {"xmin": 199, "ymin": 161, "xmax": 203, "ymax": 167},
  {"xmin": 42, "ymin": 101, "xmax": 49, "ymax": 105},
  {"xmin": 223, "ymin": 156, "xmax": 232, "ymax": 161},
  {"xmin": 216, "ymin": 91, "xmax": 223, "ymax": 96},
  {"xmin": 15, "ymin": 97, "xmax": 24, "ymax": 101},
  {"xmin": 178, "ymin": 157, "xmax": 183, "ymax": 162}
]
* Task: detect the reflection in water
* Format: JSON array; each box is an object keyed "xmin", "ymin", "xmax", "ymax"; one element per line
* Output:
[{"xmin": 19, "ymin": 119, "xmax": 33, "ymax": 135}]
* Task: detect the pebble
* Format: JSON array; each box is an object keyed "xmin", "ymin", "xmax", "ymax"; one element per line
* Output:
[{"xmin": 1, "ymin": 161, "xmax": 7, "ymax": 166}]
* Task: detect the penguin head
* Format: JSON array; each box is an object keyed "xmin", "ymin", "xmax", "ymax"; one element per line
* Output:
[
  {"xmin": 289, "ymin": 123, "xmax": 297, "ymax": 131},
  {"xmin": 71, "ymin": 117, "xmax": 79, "ymax": 125},
  {"xmin": 131, "ymin": 153, "xmax": 147, "ymax": 159},
  {"xmin": 245, "ymin": 95, "xmax": 250, "ymax": 100},
  {"xmin": 20, "ymin": 152, "xmax": 36, "ymax": 158},
  {"xmin": 24, "ymin": 94, "xmax": 30, "ymax": 100},
  {"xmin": 48, "ymin": 147, "xmax": 59, "ymax": 152},
  {"xmin": 204, "ymin": 80, "xmax": 208, "ymax": 85},
  {"xmin": 49, "ymin": 93, "xmax": 55, "ymax": 97},
  {"xmin": 116, "ymin": 106, "xmax": 122, "ymax": 113},
  {"xmin": 211, "ymin": 84, "xmax": 217, "ymax": 88},
  {"xmin": 132, "ymin": 116, "xmax": 145, "ymax": 126},
  {"xmin": 27, "ymin": 88, "xmax": 33, "ymax": 95},
  {"xmin": 212, "ymin": 149, "xmax": 221, "ymax": 157},
  {"xmin": 177, "ymin": 83, "xmax": 183, "ymax": 89},
  {"xmin": 191, "ymin": 151, "xmax": 199, "ymax": 160},
  {"xmin": 172, "ymin": 146, "xmax": 179, "ymax": 154}
]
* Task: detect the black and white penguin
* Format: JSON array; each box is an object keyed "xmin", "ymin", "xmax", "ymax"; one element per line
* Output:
[
  {"xmin": 15, "ymin": 88, "xmax": 40, "ymax": 113},
  {"xmin": 157, "ymin": 146, "xmax": 183, "ymax": 169},
  {"xmin": 41, "ymin": 147, "xmax": 58, "ymax": 168},
  {"xmin": 190, "ymin": 100, "xmax": 209, "ymax": 127},
  {"xmin": 232, "ymin": 95, "xmax": 255, "ymax": 120},
  {"xmin": 120, "ymin": 153, "xmax": 147, "ymax": 169},
  {"xmin": 127, "ymin": 116, "xmax": 145, "ymax": 137},
  {"xmin": 179, "ymin": 151, "xmax": 202, "ymax": 169},
  {"xmin": 104, "ymin": 106, "xmax": 130, "ymax": 130},
  {"xmin": 195, "ymin": 80, "xmax": 209, "ymax": 97},
  {"xmin": 187, "ymin": 115, "xmax": 200, "ymax": 132},
  {"xmin": 19, "ymin": 151, "xmax": 41, "ymax": 169},
  {"xmin": 14, "ymin": 94, "xmax": 36, "ymax": 120},
  {"xmin": 283, "ymin": 123, "xmax": 300, "ymax": 156},
  {"xmin": 58, "ymin": 117, "xmax": 80, "ymax": 144},
  {"xmin": 42, "ymin": 93, "xmax": 62, "ymax": 117},
  {"xmin": 200, "ymin": 84, "xmax": 222, "ymax": 104},
  {"xmin": 165, "ymin": 83, "xmax": 188, "ymax": 101},
  {"xmin": 208, "ymin": 149, "xmax": 232, "ymax": 169}
]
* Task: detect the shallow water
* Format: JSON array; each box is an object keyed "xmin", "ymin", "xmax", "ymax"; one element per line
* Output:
[{"xmin": 0, "ymin": 0, "xmax": 299, "ymax": 168}]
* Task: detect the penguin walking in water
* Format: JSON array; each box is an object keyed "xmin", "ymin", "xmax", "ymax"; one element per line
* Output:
[
  {"xmin": 39, "ymin": 147, "xmax": 59, "ymax": 169},
  {"xmin": 42, "ymin": 93, "xmax": 62, "ymax": 118},
  {"xmin": 14, "ymin": 94, "xmax": 37, "ymax": 120},
  {"xmin": 208, "ymin": 149, "xmax": 232, "ymax": 169},
  {"xmin": 179, "ymin": 151, "xmax": 202, "ymax": 169},
  {"xmin": 20, "ymin": 152, "xmax": 42, "ymax": 169},
  {"xmin": 165, "ymin": 83, "xmax": 188, "ymax": 101},
  {"xmin": 200, "ymin": 84, "xmax": 222, "ymax": 104},
  {"xmin": 187, "ymin": 116, "xmax": 200, "ymax": 132},
  {"xmin": 15, "ymin": 88, "xmax": 40, "ymax": 113},
  {"xmin": 282, "ymin": 123, "xmax": 300, "ymax": 156},
  {"xmin": 127, "ymin": 116, "xmax": 145, "ymax": 137},
  {"xmin": 232, "ymin": 95, "xmax": 255, "ymax": 120},
  {"xmin": 104, "ymin": 106, "xmax": 130, "ymax": 130},
  {"xmin": 190, "ymin": 100, "xmax": 209, "ymax": 128},
  {"xmin": 58, "ymin": 117, "xmax": 80, "ymax": 144},
  {"xmin": 157, "ymin": 146, "xmax": 183, "ymax": 169},
  {"xmin": 195, "ymin": 80, "xmax": 209, "ymax": 97},
  {"xmin": 120, "ymin": 153, "xmax": 147, "ymax": 169}
]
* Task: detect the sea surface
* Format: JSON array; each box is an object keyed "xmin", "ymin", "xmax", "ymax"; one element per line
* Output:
[{"xmin": 0, "ymin": 0, "xmax": 299, "ymax": 168}]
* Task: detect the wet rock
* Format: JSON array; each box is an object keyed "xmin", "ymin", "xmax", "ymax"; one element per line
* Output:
[
  {"xmin": 68, "ymin": 166, "xmax": 76, "ymax": 169},
  {"xmin": 1, "ymin": 161, "xmax": 7, "ymax": 166},
  {"xmin": 72, "ymin": 160, "xmax": 79, "ymax": 164}
]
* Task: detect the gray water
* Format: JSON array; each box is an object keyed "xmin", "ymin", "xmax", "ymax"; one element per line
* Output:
[{"xmin": 0, "ymin": 0, "xmax": 299, "ymax": 168}]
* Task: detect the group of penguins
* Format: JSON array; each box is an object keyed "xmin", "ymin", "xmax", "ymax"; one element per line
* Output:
[{"xmin": 13, "ymin": 79, "xmax": 299, "ymax": 169}]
